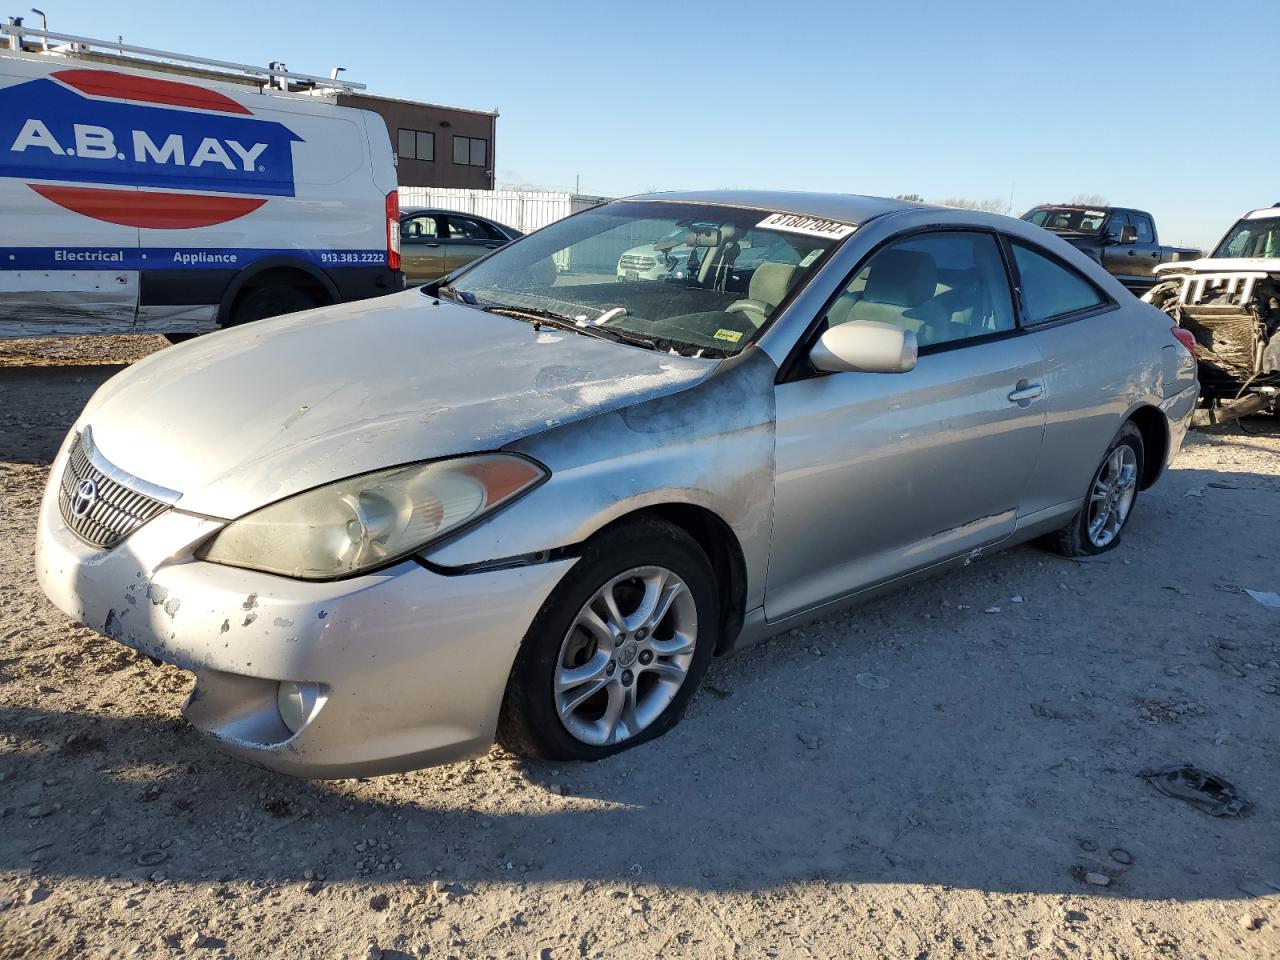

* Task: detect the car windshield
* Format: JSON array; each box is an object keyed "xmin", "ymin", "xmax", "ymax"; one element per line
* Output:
[
  {"xmin": 1023, "ymin": 208, "xmax": 1108, "ymax": 235},
  {"xmin": 435, "ymin": 201, "xmax": 850, "ymax": 357},
  {"xmin": 1212, "ymin": 217, "xmax": 1280, "ymax": 259}
]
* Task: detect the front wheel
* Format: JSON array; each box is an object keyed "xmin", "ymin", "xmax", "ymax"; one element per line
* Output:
[
  {"xmin": 1044, "ymin": 422, "xmax": 1144, "ymax": 557},
  {"xmin": 497, "ymin": 518, "xmax": 719, "ymax": 762}
]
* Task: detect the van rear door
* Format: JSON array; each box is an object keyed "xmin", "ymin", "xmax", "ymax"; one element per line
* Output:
[
  {"xmin": 0, "ymin": 56, "xmax": 140, "ymax": 335},
  {"xmin": 0, "ymin": 180, "xmax": 140, "ymax": 335}
]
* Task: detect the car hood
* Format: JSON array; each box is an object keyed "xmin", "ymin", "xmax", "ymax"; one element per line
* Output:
[{"xmin": 81, "ymin": 290, "xmax": 715, "ymax": 519}]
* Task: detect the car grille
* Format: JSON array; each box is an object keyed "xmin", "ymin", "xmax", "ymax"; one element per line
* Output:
[
  {"xmin": 619, "ymin": 255, "xmax": 655, "ymax": 271},
  {"xmin": 57, "ymin": 428, "xmax": 174, "ymax": 549}
]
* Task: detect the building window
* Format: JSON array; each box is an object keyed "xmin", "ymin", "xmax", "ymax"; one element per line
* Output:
[
  {"xmin": 452, "ymin": 136, "xmax": 487, "ymax": 167},
  {"xmin": 397, "ymin": 129, "xmax": 434, "ymax": 161}
]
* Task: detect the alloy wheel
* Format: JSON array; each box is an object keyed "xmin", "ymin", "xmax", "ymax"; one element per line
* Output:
[
  {"xmin": 1086, "ymin": 444, "xmax": 1138, "ymax": 548},
  {"xmin": 553, "ymin": 565, "xmax": 698, "ymax": 746}
]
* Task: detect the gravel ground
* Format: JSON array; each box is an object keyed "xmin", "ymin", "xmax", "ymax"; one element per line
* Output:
[{"xmin": 1, "ymin": 336, "xmax": 1278, "ymax": 959}]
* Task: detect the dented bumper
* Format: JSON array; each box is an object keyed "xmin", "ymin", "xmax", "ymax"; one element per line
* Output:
[{"xmin": 35, "ymin": 438, "xmax": 576, "ymax": 778}]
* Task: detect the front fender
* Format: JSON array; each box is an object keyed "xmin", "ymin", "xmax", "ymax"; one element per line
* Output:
[{"xmin": 421, "ymin": 347, "xmax": 779, "ymax": 612}]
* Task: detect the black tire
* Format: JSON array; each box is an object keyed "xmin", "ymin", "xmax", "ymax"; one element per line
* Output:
[
  {"xmin": 1044, "ymin": 422, "xmax": 1144, "ymax": 557},
  {"xmin": 497, "ymin": 517, "xmax": 719, "ymax": 762},
  {"xmin": 163, "ymin": 286, "xmax": 315, "ymax": 343},
  {"xmin": 228, "ymin": 285, "xmax": 316, "ymax": 326}
]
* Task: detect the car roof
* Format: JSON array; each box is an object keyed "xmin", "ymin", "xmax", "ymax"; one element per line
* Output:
[
  {"xmin": 625, "ymin": 190, "xmax": 931, "ymax": 226},
  {"xmin": 1028, "ymin": 204, "xmax": 1110, "ymax": 211},
  {"xmin": 401, "ymin": 207, "xmax": 490, "ymax": 218}
]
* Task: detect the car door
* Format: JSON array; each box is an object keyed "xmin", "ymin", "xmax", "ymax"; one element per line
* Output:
[
  {"xmin": 1005, "ymin": 240, "xmax": 1133, "ymax": 516},
  {"xmin": 1127, "ymin": 213, "xmax": 1160, "ymax": 281},
  {"xmin": 766, "ymin": 230, "xmax": 1047, "ymax": 620},
  {"xmin": 1100, "ymin": 212, "xmax": 1132, "ymax": 279},
  {"xmin": 399, "ymin": 213, "xmax": 444, "ymax": 284},
  {"xmin": 440, "ymin": 215, "xmax": 507, "ymax": 274}
]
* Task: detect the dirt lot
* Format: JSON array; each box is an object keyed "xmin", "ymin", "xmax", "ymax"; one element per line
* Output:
[{"xmin": 1, "ymin": 336, "xmax": 1278, "ymax": 960}]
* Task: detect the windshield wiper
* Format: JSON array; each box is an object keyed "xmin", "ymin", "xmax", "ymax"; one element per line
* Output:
[
  {"xmin": 482, "ymin": 306, "xmax": 658, "ymax": 350},
  {"xmin": 434, "ymin": 283, "xmax": 476, "ymax": 304}
]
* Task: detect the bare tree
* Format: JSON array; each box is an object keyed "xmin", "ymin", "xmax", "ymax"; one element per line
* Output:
[
  {"xmin": 933, "ymin": 197, "xmax": 1011, "ymax": 215},
  {"xmin": 1069, "ymin": 193, "xmax": 1108, "ymax": 207},
  {"xmin": 894, "ymin": 193, "xmax": 925, "ymax": 203}
]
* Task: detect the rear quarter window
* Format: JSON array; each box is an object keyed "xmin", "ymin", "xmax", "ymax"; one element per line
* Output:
[{"xmin": 1011, "ymin": 242, "xmax": 1107, "ymax": 324}]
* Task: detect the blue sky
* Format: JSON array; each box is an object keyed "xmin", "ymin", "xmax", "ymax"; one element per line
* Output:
[{"xmin": 22, "ymin": 0, "xmax": 1273, "ymax": 248}]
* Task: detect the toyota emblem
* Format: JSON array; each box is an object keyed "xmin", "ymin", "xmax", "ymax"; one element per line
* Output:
[{"xmin": 71, "ymin": 478, "xmax": 98, "ymax": 518}]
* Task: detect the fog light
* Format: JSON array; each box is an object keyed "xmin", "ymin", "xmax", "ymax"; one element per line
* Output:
[{"xmin": 277, "ymin": 681, "xmax": 322, "ymax": 734}]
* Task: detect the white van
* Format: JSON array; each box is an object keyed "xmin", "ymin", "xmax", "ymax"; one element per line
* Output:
[{"xmin": 0, "ymin": 39, "xmax": 401, "ymax": 338}]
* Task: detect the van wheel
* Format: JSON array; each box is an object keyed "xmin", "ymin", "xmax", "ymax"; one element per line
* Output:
[{"xmin": 229, "ymin": 286, "xmax": 316, "ymax": 326}]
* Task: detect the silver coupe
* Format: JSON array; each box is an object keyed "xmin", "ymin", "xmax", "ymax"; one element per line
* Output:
[{"xmin": 36, "ymin": 191, "xmax": 1198, "ymax": 776}]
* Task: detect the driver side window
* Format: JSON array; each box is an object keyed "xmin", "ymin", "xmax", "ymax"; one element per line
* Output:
[{"xmin": 827, "ymin": 232, "xmax": 1015, "ymax": 348}]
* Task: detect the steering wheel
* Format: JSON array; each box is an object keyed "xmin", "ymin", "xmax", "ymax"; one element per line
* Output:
[{"xmin": 725, "ymin": 298, "xmax": 770, "ymax": 328}]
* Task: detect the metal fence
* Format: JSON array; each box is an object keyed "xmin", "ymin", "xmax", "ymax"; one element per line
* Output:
[{"xmin": 397, "ymin": 187, "xmax": 609, "ymax": 235}]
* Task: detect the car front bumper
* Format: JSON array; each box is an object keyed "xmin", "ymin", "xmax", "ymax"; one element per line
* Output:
[{"xmin": 35, "ymin": 437, "xmax": 576, "ymax": 778}]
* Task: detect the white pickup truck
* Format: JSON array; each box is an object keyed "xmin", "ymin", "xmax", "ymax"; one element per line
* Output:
[{"xmin": 1144, "ymin": 207, "xmax": 1280, "ymax": 423}]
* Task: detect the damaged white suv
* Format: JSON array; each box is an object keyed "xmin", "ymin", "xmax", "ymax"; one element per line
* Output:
[{"xmin": 1145, "ymin": 207, "xmax": 1280, "ymax": 423}]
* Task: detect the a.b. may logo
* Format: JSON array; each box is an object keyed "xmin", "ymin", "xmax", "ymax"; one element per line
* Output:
[{"xmin": 0, "ymin": 69, "xmax": 303, "ymax": 228}]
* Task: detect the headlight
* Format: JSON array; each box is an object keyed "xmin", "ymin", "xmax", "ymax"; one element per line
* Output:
[{"xmin": 198, "ymin": 454, "xmax": 547, "ymax": 580}]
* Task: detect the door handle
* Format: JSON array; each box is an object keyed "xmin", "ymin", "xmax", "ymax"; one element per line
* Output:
[
  {"xmin": 1008, "ymin": 384, "xmax": 1043, "ymax": 403},
  {"xmin": 425, "ymin": 242, "xmax": 440, "ymax": 247}
]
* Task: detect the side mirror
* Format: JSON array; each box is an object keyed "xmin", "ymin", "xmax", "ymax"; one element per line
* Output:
[
  {"xmin": 1120, "ymin": 224, "xmax": 1137, "ymax": 244},
  {"xmin": 809, "ymin": 320, "xmax": 918, "ymax": 374}
]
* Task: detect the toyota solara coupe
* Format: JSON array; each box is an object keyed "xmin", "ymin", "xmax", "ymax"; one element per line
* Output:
[{"xmin": 36, "ymin": 191, "xmax": 1198, "ymax": 776}]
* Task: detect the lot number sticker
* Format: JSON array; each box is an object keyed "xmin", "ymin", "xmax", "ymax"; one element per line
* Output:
[{"xmin": 756, "ymin": 213, "xmax": 856, "ymax": 240}]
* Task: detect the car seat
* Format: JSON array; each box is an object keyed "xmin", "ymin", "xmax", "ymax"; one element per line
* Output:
[
  {"xmin": 827, "ymin": 249, "xmax": 948, "ymax": 343},
  {"xmin": 725, "ymin": 262, "xmax": 800, "ymax": 328}
]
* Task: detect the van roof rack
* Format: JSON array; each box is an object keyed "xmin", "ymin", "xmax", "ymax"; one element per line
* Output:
[{"xmin": 1, "ymin": 19, "xmax": 366, "ymax": 94}]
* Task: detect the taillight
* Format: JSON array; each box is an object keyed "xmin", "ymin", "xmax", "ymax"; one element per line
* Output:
[
  {"xmin": 1171, "ymin": 326, "xmax": 1196, "ymax": 356},
  {"xmin": 386, "ymin": 191, "xmax": 400, "ymax": 271}
]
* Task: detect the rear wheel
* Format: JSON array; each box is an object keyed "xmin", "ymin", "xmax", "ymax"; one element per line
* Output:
[
  {"xmin": 163, "ymin": 285, "xmax": 316, "ymax": 344},
  {"xmin": 1045, "ymin": 422, "xmax": 1144, "ymax": 557},
  {"xmin": 228, "ymin": 285, "xmax": 316, "ymax": 326},
  {"xmin": 497, "ymin": 518, "xmax": 719, "ymax": 761}
]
